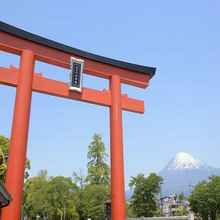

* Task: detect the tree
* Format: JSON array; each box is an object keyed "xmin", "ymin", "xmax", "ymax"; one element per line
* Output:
[
  {"xmin": 23, "ymin": 170, "xmax": 52, "ymax": 219},
  {"xmin": 80, "ymin": 184, "xmax": 109, "ymax": 220},
  {"xmin": 87, "ymin": 134, "xmax": 110, "ymax": 185},
  {"xmin": 127, "ymin": 202, "xmax": 135, "ymax": 218},
  {"xmin": 73, "ymin": 134, "xmax": 111, "ymax": 220},
  {"xmin": 76, "ymin": 134, "xmax": 110, "ymax": 220},
  {"xmin": 178, "ymin": 192, "xmax": 185, "ymax": 202},
  {"xmin": 129, "ymin": 173, "xmax": 163, "ymax": 217},
  {"xmin": 0, "ymin": 134, "xmax": 30, "ymax": 182},
  {"xmin": 174, "ymin": 206, "xmax": 188, "ymax": 216},
  {"xmin": 189, "ymin": 176, "xmax": 220, "ymax": 220},
  {"xmin": 23, "ymin": 171, "xmax": 80, "ymax": 220},
  {"xmin": 0, "ymin": 135, "xmax": 9, "ymax": 181},
  {"xmin": 73, "ymin": 170, "xmax": 87, "ymax": 220},
  {"xmin": 47, "ymin": 176, "xmax": 79, "ymax": 220}
]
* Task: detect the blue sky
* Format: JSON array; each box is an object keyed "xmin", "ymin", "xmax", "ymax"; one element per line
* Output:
[{"xmin": 0, "ymin": 0, "xmax": 220, "ymax": 186}]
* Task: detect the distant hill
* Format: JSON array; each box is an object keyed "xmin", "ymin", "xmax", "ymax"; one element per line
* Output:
[{"xmin": 159, "ymin": 152, "xmax": 220, "ymax": 196}]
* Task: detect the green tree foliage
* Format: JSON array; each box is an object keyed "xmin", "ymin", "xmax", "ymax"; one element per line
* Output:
[
  {"xmin": 0, "ymin": 135, "xmax": 9, "ymax": 181},
  {"xmin": 0, "ymin": 134, "xmax": 30, "ymax": 182},
  {"xmin": 87, "ymin": 134, "xmax": 110, "ymax": 185},
  {"xmin": 127, "ymin": 202, "xmax": 135, "ymax": 218},
  {"xmin": 23, "ymin": 171, "xmax": 79, "ymax": 220},
  {"xmin": 80, "ymin": 184, "xmax": 109, "ymax": 220},
  {"xmin": 189, "ymin": 176, "xmax": 220, "ymax": 220},
  {"xmin": 79, "ymin": 134, "xmax": 110, "ymax": 220},
  {"xmin": 23, "ymin": 170, "xmax": 52, "ymax": 219},
  {"xmin": 73, "ymin": 170, "xmax": 87, "ymax": 219},
  {"xmin": 129, "ymin": 173, "xmax": 163, "ymax": 217},
  {"xmin": 178, "ymin": 192, "xmax": 185, "ymax": 202},
  {"xmin": 174, "ymin": 206, "xmax": 188, "ymax": 216},
  {"xmin": 47, "ymin": 176, "xmax": 79, "ymax": 220}
]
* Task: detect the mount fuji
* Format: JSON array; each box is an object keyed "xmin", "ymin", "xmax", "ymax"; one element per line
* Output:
[{"xmin": 159, "ymin": 152, "xmax": 220, "ymax": 196}]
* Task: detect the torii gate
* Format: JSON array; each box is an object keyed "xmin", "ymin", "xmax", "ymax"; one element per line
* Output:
[{"xmin": 0, "ymin": 21, "xmax": 156, "ymax": 220}]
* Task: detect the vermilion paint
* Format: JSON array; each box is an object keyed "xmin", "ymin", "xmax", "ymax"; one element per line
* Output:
[
  {"xmin": 0, "ymin": 34, "xmax": 150, "ymax": 88},
  {"xmin": 0, "ymin": 66, "xmax": 145, "ymax": 113},
  {"xmin": 110, "ymin": 74, "xmax": 126, "ymax": 220},
  {"xmin": 1, "ymin": 50, "xmax": 35, "ymax": 220}
]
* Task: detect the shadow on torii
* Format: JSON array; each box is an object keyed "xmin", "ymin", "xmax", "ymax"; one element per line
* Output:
[{"xmin": 0, "ymin": 21, "xmax": 156, "ymax": 220}]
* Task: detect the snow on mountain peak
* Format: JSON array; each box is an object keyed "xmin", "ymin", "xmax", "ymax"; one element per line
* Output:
[{"xmin": 167, "ymin": 152, "xmax": 203, "ymax": 170}]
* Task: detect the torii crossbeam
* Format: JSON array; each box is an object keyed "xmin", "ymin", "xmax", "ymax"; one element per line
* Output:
[{"xmin": 0, "ymin": 21, "xmax": 156, "ymax": 220}]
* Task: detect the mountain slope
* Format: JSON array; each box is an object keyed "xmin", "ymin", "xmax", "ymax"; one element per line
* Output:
[{"xmin": 159, "ymin": 152, "xmax": 220, "ymax": 196}]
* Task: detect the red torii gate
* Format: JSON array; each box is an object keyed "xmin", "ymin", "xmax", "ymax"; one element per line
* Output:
[{"xmin": 0, "ymin": 21, "xmax": 156, "ymax": 220}]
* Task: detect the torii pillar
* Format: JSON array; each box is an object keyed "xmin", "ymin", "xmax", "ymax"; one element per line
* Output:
[
  {"xmin": 0, "ymin": 21, "xmax": 156, "ymax": 220},
  {"xmin": 110, "ymin": 74, "xmax": 126, "ymax": 219}
]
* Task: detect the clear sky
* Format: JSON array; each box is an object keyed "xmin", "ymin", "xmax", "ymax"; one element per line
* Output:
[{"xmin": 0, "ymin": 1, "xmax": 220, "ymax": 187}]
